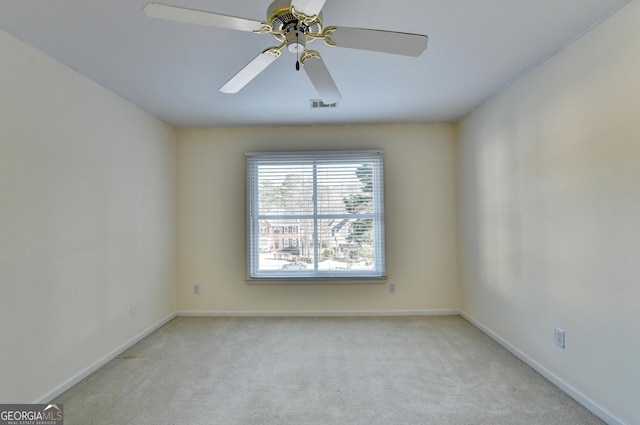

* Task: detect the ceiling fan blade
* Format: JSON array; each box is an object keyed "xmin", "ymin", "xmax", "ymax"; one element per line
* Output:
[
  {"xmin": 290, "ymin": 0, "xmax": 327, "ymax": 17},
  {"xmin": 143, "ymin": 2, "xmax": 263, "ymax": 32},
  {"xmin": 330, "ymin": 27, "xmax": 428, "ymax": 57},
  {"xmin": 220, "ymin": 49, "xmax": 281, "ymax": 94},
  {"xmin": 301, "ymin": 51, "xmax": 341, "ymax": 104}
]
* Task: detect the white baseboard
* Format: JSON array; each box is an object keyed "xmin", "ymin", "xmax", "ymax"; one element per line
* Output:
[
  {"xmin": 459, "ymin": 311, "xmax": 626, "ymax": 425},
  {"xmin": 177, "ymin": 309, "xmax": 461, "ymax": 318},
  {"xmin": 34, "ymin": 312, "xmax": 177, "ymax": 404}
]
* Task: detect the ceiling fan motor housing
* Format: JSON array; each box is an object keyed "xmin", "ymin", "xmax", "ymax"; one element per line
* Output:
[{"xmin": 267, "ymin": 0, "xmax": 323, "ymax": 49}]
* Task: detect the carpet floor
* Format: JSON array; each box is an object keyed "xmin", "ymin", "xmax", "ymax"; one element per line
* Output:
[{"xmin": 55, "ymin": 316, "xmax": 605, "ymax": 424}]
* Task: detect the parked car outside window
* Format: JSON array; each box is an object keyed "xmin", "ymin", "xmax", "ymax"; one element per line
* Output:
[{"xmin": 282, "ymin": 261, "xmax": 307, "ymax": 270}]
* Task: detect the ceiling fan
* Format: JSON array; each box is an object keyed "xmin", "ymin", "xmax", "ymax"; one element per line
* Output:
[{"xmin": 143, "ymin": 0, "xmax": 428, "ymax": 103}]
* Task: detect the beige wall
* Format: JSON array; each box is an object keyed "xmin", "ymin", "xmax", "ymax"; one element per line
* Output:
[
  {"xmin": 458, "ymin": 2, "xmax": 640, "ymax": 424},
  {"xmin": 176, "ymin": 124, "xmax": 460, "ymax": 314},
  {"xmin": 0, "ymin": 30, "xmax": 176, "ymax": 402}
]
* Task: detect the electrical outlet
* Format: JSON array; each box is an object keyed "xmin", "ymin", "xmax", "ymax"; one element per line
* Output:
[
  {"xmin": 193, "ymin": 284, "xmax": 200, "ymax": 295},
  {"xmin": 388, "ymin": 282, "xmax": 396, "ymax": 294},
  {"xmin": 130, "ymin": 303, "xmax": 137, "ymax": 316},
  {"xmin": 554, "ymin": 328, "xmax": 565, "ymax": 349}
]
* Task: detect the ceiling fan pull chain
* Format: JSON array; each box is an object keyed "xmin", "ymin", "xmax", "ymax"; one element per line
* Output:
[{"xmin": 295, "ymin": 31, "xmax": 301, "ymax": 71}]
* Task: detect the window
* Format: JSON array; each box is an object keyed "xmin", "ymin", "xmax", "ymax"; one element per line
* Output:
[{"xmin": 246, "ymin": 150, "xmax": 385, "ymax": 280}]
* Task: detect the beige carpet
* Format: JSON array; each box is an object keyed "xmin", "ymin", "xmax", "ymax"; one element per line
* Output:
[{"xmin": 55, "ymin": 316, "xmax": 604, "ymax": 424}]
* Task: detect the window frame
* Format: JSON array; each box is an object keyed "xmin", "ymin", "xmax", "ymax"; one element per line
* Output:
[{"xmin": 246, "ymin": 150, "xmax": 386, "ymax": 281}]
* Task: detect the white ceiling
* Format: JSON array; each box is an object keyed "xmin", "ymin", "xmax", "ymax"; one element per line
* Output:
[{"xmin": 0, "ymin": 0, "xmax": 630, "ymax": 128}]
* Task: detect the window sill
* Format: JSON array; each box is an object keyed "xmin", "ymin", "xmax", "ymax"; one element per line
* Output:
[{"xmin": 246, "ymin": 276, "xmax": 388, "ymax": 285}]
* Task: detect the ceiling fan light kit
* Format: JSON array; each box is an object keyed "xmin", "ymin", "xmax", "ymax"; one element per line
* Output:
[{"xmin": 143, "ymin": 0, "xmax": 428, "ymax": 104}]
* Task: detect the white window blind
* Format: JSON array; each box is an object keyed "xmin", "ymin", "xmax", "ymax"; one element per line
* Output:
[{"xmin": 246, "ymin": 150, "xmax": 385, "ymax": 280}]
